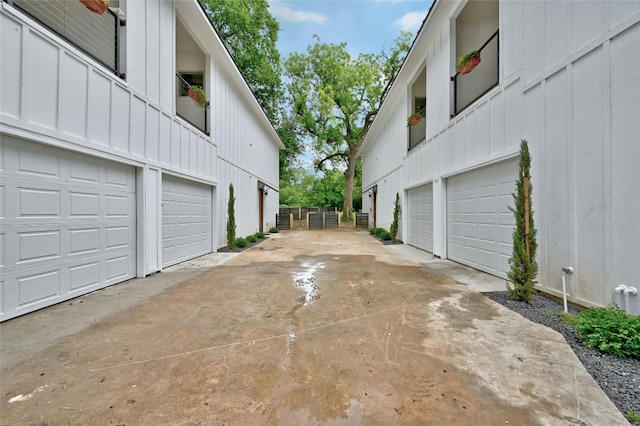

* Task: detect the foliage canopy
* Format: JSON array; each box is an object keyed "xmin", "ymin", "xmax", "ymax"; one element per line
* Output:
[
  {"xmin": 200, "ymin": 0, "xmax": 283, "ymax": 120},
  {"xmin": 284, "ymin": 33, "xmax": 411, "ymax": 216}
]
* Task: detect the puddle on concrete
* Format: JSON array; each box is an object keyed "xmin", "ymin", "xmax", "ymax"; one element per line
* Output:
[{"xmin": 292, "ymin": 262, "xmax": 324, "ymax": 306}]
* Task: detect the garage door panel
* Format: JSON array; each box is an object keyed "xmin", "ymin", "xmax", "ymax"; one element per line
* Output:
[
  {"xmin": 69, "ymin": 159, "xmax": 100, "ymax": 183},
  {"xmin": 0, "ymin": 138, "xmax": 136, "ymax": 322},
  {"xmin": 106, "ymin": 256, "xmax": 130, "ymax": 282},
  {"xmin": 18, "ymin": 270, "xmax": 60, "ymax": 306},
  {"xmin": 447, "ymin": 159, "xmax": 517, "ymax": 278},
  {"xmin": 70, "ymin": 192, "xmax": 100, "ymax": 216},
  {"xmin": 162, "ymin": 175, "xmax": 212, "ymax": 268},
  {"xmin": 407, "ymin": 183, "xmax": 434, "ymax": 253},
  {"xmin": 18, "ymin": 230, "xmax": 60, "ymax": 263},
  {"xmin": 20, "ymin": 188, "xmax": 60, "ymax": 216},
  {"xmin": 69, "ymin": 262, "xmax": 99, "ymax": 291},
  {"xmin": 18, "ymin": 146, "xmax": 60, "ymax": 178}
]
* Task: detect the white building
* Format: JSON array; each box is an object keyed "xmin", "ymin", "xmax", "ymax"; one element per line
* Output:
[
  {"xmin": 360, "ymin": 0, "xmax": 640, "ymax": 312},
  {"xmin": 0, "ymin": 0, "xmax": 283, "ymax": 321}
]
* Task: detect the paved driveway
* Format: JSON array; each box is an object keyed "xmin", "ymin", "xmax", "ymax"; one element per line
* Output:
[{"xmin": 0, "ymin": 230, "xmax": 627, "ymax": 425}]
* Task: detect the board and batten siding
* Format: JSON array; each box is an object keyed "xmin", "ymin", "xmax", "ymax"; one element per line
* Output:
[
  {"xmin": 360, "ymin": 0, "xmax": 640, "ymax": 309},
  {"xmin": 210, "ymin": 46, "xmax": 281, "ymax": 247},
  {"xmin": 522, "ymin": 7, "xmax": 640, "ymax": 307},
  {"xmin": 0, "ymin": 4, "xmax": 217, "ymax": 183}
]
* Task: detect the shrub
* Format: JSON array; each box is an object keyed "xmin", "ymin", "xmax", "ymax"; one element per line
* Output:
[
  {"xmin": 390, "ymin": 193, "xmax": 400, "ymax": 241},
  {"xmin": 255, "ymin": 232, "xmax": 265, "ymax": 239},
  {"xmin": 247, "ymin": 235, "xmax": 258, "ymax": 243},
  {"xmin": 370, "ymin": 227, "xmax": 384, "ymax": 236},
  {"xmin": 226, "ymin": 184, "xmax": 236, "ymax": 250},
  {"xmin": 234, "ymin": 237, "xmax": 248, "ymax": 248},
  {"xmin": 627, "ymin": 410, "xmax": 640, "ymax": 423},
  {"xmin": 569, "ymin": 305, "xmax": 640, "ymax": 359},
  {"xmin": 269, "ymin": 227, "xmax": 279, "ymax": 233},
  {"xmin": 379, "ymin": 230, "xmax": 392, "ymax": 241},
  {"xmin": 507, "ymin": 140, "xmax": 538, "ymax": 302}
]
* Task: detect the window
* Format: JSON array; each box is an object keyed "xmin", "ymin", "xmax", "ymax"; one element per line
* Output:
[
  {"xmin": 409, "ymin": 67, "xmax": 426, "ymax": 151},
  {"xmin": 10, "ymin": 0, "xmax": 125, "ymax": 77},
  {"xmin": 176, "ymin": 18, "xmax": 208, "ymax": 133},
  {"xmin": 451, "ymin": 0, "xmax": 499, "ymax": 116}
]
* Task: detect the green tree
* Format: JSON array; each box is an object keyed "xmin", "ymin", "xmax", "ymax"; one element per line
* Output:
[
  {"xmin": 276, "ymin": 116, "xmax": 305, "ymax": 184},
  {"xmin": 507, "ymin": 140, "xmax": 538, "ymax": 302},
  {"xmin": 284, "ymin": 33, "xmax": 412, "ymax": 217},
  {"xmin": 226, "ymin": 183, "xmax": 236, "ymax": 249},
  {"xmin": 279, "ymin": 168, "xmax": 344, "ymax": 208},
  {"xmin": 390, "ymin": 193, "xmax": 400, "ymax": 241},
  {"xmin": 200, "ymin": 0, "xmax": 282, "ymax": 120},
  {"xmin": 201, "ymin": 0, "xmax": 303, "ymax": 191}
]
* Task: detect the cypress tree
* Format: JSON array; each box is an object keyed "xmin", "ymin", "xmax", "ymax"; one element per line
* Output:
[
  {"xmin": 507, "ymin": 140, "xmax": 538, "ymax": 302},
  {"xmin": 226, "ymin": 183, "xmax": 236, "ymax": 250},
  {"xmin": 390, "ymin": 193, "xmax": 400, "ymax": 242}
]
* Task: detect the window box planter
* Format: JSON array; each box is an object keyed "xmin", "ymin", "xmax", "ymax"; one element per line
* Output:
[
  {"xmin": 79, "ymin": 0, "xmax": 110, "ymax": 15},
  {"xmin": 407, "ymin": 112, "xmax": 422, "ymax": 127},
  {"xmin": 187, "ymin": 85, "xmax": 209, "ymax": 109},
  {"xmin": 457, "ymin": 50, "xmax": 481, "ymax": 75}
]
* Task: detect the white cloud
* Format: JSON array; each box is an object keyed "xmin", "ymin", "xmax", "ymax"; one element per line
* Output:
[
  {"xmin": 393, "ymin": 11, "xmax": 427, "ymax": 32},
  {"xmin": 269, "ymin": 1, "xmax": 328, "ymax": 24}
]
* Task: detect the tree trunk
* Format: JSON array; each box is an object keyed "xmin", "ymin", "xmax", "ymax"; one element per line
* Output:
[{"xmin": 342, "ymin": 145, "xmax": 358, "ymax": 217}]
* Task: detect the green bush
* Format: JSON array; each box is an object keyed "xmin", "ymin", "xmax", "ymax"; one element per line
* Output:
[
  {"xmin": 247, "ymin": 235, "xmax": 258, "ymax": 243},
  {"xmin": 379, "ymin": 230, "xmax": 392, "ymax": 241},
  {"xmin": 370, "ymin": 227, "xmax": 384, "ymax": 236},
  {"xmin": 255, "ymin": 232, "xmax": 265, "ymax": 239},
  {"xmin": 569, "ymin": 305, "xmax": 640, "ymax": 359},
  {"xmin": 234, "ymin": 237, "xmax": 248, "ymax": 248},
  {"xmin": 269, "ymin": 227, "xmax": 279, "ymax": 233}
]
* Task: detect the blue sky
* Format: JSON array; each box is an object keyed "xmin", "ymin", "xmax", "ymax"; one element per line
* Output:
[{"xmin": 269, "ymin": 0, "xmax": 434, "ymax": 59}]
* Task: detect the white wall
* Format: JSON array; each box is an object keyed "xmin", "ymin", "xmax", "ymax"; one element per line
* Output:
[
  {"xmin": 361, "ymin": 0, "xmax": 640, "ymax": 308},
  {"xmin": 1, "ymin": 0, "xmax": 282, "ymax": 271}
]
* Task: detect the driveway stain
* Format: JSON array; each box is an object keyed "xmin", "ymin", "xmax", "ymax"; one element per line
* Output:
[{"xmin": 0, "ymin": 230, "xmax": 627, "ymax": 425}]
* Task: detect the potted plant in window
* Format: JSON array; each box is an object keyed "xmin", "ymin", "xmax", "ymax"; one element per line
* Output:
[
  {"xmin": 187, "ymin": 85, "xmax": 209, "ymax": 109},
  {"xmin": 457, "ymin": 50, "xmax": 481, "ymax": 75},
  {"xmin": 407, "ymin": 112, "xmax": 422, "ymax": 127},
  {"xmin": 79, "ymin": 0, "xmax": 110, "ymax": 15}
]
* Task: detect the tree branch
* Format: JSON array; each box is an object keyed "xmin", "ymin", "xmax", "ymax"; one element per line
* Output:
[{"xmin": 316, "ymin": 152, "xmax": 349, "ymax": 171}]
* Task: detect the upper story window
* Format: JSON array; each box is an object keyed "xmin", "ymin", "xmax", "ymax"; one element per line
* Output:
[
  {"xmin": 409, "ymin": 66, "xmax": 426, "ymax": 151},
  {"xmin": 175, "ymin": 17, "xmax": 208, "ymax": 134},
  {"xmin": 9, "ymin": 0, "xmax": 126, "ymax": 78},
  {"xmin": 451, "ymin": 0, "xmax": 499, "ymax": 116}
]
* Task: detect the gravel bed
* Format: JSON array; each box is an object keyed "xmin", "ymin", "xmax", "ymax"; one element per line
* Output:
[{"xmin": 485, "ymin": 291, "xmax": 640, "ymax": 424}]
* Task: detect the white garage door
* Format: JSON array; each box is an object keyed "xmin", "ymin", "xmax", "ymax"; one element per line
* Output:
[
  {"xmin": 407, "ymin": 183, "xmax": 434, "ymax": 252},
  {"xmin": 0, "ymin": 138, "xmax": 136, "ymax": 322},
  {"xmin": 447, "ymin": 159, "xmax": 518, "ymax": 278},
  {"xmin": 162, "ymin": 175, "xmax": 212, "ymax": 268}
]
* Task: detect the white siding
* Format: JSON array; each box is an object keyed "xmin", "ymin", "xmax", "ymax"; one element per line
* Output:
[
  {"xmin": 361, "ymin": 0, "xmax": 640, "ymax": 309},
  {"xmin": 1, "ymin": 0, "xmax": 282, "ymax": 320}
]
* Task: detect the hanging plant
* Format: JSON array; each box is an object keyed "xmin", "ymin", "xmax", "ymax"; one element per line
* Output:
[
  {"xmin": 187, "ymin": 85, "xmax": 209, "ymax": 109},
  {"xmin": 457, "ymin": 50, "xmax": 481, "ymax": 75},
  {"xmin": 407, "ymin": 112, "xmax": 422, "ymax": 127},
  {"xmin": 79, "ymin": 0, "xmax": 110, "ymax": 15}
]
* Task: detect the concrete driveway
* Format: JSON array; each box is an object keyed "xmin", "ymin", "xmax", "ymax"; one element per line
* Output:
[{"xmin": 0, "ymin": 229, "xmax": 628, "ymax": 425}]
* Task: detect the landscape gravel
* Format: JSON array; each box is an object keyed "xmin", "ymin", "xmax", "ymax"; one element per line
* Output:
[{"xmin": 486, "ymin": 291, "xmax": 640, "ymax": 425}]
